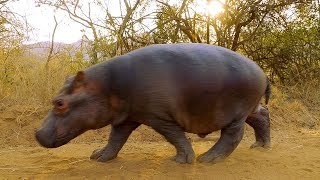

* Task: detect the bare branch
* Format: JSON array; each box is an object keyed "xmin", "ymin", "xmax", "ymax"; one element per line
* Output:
[
  {"xmin": 0, "ymin": 0, "xmax": 9, "ymax": 5},
  {"xmin": 46, "ymin": 15, "xmax": 58, "ymax": 68}
]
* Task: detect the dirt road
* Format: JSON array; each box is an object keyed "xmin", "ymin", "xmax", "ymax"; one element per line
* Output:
[{"xmin": 0, "ymin": 127, "xmax": 319, "ymax": 179}]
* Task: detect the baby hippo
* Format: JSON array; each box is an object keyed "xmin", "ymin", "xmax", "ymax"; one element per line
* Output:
[{"xmin": 36, "ymin": 43, "xmax": 271, "ymax": 164}]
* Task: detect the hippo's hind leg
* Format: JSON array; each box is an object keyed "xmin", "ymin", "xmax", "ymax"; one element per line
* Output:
[
  {"xmin": 148, "ymin": 119, "xmax": 195, "ymax": 164},
  {"xmin": 197, "ymin": 119, "xmax": 245, "ymax": 163},
  {"xmin": 246, "ymin": 105, "xmax": 270, "ymax": 148},
  {"xmin": 90, "ymin": 121, "xmax": 140, "ymax": 162}
]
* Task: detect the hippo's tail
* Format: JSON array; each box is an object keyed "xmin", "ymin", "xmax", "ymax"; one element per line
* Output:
[{"xmin": 265, "ymin": 78, "xmax": 271, "ymax": 105}]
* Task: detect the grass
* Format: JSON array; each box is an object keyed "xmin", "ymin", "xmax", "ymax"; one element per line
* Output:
[
  {"xmin": 0, "ymin": 54, "xmax": 90, "ymax": 105},
  {"xmin": 269, "ymin": 85, "xmax": 319, "ymax": 129}
]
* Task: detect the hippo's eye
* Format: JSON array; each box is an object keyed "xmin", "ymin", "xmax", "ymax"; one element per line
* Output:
[
  {"xmin": 54, "ymin": 99, "xmax": 67, "ymax": 110},
  {"xmin": 56, "ymin": 99, "xmax": 64, "ymax": 107},
  {"xmin": 53, "ymin": 99, "xmax": 69, "ymax": 114}
]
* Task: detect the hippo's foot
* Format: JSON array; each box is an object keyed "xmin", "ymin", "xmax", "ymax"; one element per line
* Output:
[
  {"xmin": 250, "ymin": 141, "xmax": 270, "ymax": 149},
  {"xmin": 197, "ymin": 152, "xmax": 226, "ymax": 163},
  {"xmin": 90, "ymin": 147, "xmax": 117, "ymax": 162},
  {"xmin": 172, "ymin": 149, "xmax": 195, "ymax": 164}
]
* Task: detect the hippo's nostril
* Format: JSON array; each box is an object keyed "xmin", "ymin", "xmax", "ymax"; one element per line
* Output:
[{"xmin": 35, "ymin": 129, "xmax": 55, "ymax": 148}]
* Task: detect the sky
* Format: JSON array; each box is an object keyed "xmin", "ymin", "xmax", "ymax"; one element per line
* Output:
[
  {"xmin": 10, "ymin": 0, "xmax": 89, "ymax": 44},
  {"xmin": 9, "ymin": 0, "xmax": 224, "ymax": 44}
]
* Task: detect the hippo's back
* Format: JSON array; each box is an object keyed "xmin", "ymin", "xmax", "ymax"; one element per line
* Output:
[{"xmin": 110, "ymin": 44, "xmax": 267, "ymax": 133}]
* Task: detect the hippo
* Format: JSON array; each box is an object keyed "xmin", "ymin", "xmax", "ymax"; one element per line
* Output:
[{"xmin": 35, "ymin": 43, "xmax": 271, "ymax": 164}]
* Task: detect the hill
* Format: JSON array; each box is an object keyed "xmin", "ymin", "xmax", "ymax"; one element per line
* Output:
[{"xmin": 22, "ymin": 40, "xmax": 91, "ymax": 60}]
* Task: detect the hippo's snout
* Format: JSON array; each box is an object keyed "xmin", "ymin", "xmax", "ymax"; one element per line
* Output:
[{"xmin": 35, "ymin": 129, "xmax": 56, "ymax": 148}]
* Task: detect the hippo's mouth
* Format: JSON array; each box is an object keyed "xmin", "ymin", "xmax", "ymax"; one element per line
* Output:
[
  {"xmin": 36, "ymin": 128, "xmax": 83, "ymax": 148},
  {"xmin": 52, "ymin": 129, "xmax": 84, "ymax": 148}
]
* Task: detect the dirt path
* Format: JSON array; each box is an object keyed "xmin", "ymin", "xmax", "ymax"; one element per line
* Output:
[{"xmin": 0, "ymin": 129, "xmax": 319, "ymax": 179}]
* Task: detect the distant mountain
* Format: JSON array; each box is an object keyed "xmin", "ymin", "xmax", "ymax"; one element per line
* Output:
[{"xmin": 23, "ymin": 39, "xmax": 91, "ymax": 60}]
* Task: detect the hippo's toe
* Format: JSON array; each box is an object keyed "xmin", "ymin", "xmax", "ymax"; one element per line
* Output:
[
  {"xmin": 197, "ymin": 152, "xmax": 226, "ymax": 163},
  {"xmin": 90, "ymin": 147, "xmax": 117, "ymax": 162},
  {"xmin": 172, "ymin": 150, "xmax": 195, "ymax": 164},
  {"xmin": 250, "ymin": 141, "xmax": 271, "ymax": 149}
]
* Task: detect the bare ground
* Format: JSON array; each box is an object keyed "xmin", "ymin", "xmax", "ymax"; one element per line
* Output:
[{"xmin": 0, "ymin": 104, "xmax": 319, "ymax": 179}]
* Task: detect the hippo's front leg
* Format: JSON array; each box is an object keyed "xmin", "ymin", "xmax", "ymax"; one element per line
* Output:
[
  {"xmin": 90, "ymin": 121, "xmax": 140, "ymax": 162},
  {"xmin": 148, "ymin": 119, "xmax": 195, "ymax": 164}
]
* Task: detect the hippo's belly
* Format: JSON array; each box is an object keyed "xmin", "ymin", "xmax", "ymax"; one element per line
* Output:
[
  {"xmin": 173, "ymin": 87, "xmax": 253, "ymax": 134},
  {"xmin": 175, "ymin": 110, "xmax": 232, "ymax": 134}
]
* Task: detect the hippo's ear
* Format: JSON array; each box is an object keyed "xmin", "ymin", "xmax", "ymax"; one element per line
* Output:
[
  {"xmin": 70, "ymin": 71, "xmax": 86, "ymax": 92},
  {"xmin": 74, "ymin": 71, "xmax": 85, "ymax": 83}
]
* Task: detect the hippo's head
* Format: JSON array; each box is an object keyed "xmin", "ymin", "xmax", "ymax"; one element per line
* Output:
[{"xmin": 35, "ymin": 71, "xmax": 120, "ymax": 148}]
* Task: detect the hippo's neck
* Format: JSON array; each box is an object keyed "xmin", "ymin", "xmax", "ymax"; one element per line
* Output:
[
  {"xmin": 84, "ymin": 61, "xmax": 110, "ymax": 94},
  {"xmin": 107, "ymin": 55, "xmax": 134, "ymax": 101}
]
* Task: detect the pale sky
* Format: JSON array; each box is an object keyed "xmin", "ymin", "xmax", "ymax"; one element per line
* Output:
[
  {"xmin": 11, "ymin": 0, "xmax": 90, "ymax": 44},
  {"xmin": 9, "ymin": 0, "xmax": 223, "ymax": 44}
]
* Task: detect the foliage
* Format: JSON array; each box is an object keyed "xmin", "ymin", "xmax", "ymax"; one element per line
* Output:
[
  {"xmin": 0, "ymin": 0, "xmax": 28, "ymax": 49},
  {"xmin": 35, "ymin": 0, "xmax": 319, "ymax": 84}
]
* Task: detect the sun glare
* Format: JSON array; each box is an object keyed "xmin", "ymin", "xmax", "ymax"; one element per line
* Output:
[
  {"xmin": 195, "ymin": 0, "xmax": 225, "ymax": 17},
  {"xmin": 207, "ymin": 0, "xmax": 225, "ymax": 16}
]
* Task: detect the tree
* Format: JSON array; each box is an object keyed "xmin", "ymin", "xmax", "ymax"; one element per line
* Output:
[
  {"xmin": 36, "ymin": 0, "xmax": 319, "ymax": 84},
  {"xmin": 37, "ymin": 0, "xmax": 103, "ymax": 64},
  {"xmin": 240, "ymin": 1, "xmax": 320, "ymax": 83},
  {"xmin": 0, "ymin": 0, "xmax": 29, "ymax": 97},
  {"xmin": 0, "ymin": 0, "xmax": 27, "ymax": 49},
  {"xmin": 37, "ymin": 0, "xmax": 152, "ymax": 59},
  {"xmin": 46, "ymin": 15, "xmax": 59, "ymax": 69}
]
